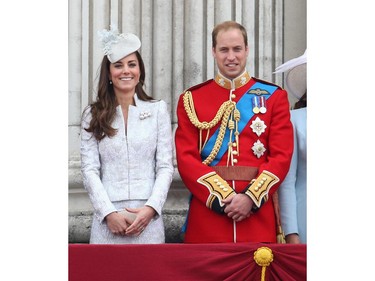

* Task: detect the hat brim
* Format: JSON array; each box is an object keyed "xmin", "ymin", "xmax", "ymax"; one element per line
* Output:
[{"xmin": 285, "ymin": 64, "xmax": 306, "ymax": 100}]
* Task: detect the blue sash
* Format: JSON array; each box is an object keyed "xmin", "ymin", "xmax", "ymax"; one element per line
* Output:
[{"xmin": 201, "ymin": 82, "xmax": 278, "ymax": 166}]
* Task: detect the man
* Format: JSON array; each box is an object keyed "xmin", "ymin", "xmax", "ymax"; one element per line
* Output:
[{"xmin": 175, "ymin": 21, "xmax": 293, "ymax": 243}]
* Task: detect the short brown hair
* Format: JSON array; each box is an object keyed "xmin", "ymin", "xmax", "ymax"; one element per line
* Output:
[{"xmin": 212, "ymin": 21, "xmax": 248, "ymax": 48}]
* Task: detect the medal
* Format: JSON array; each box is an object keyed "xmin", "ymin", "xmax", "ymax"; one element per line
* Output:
[
  {"xmin": 259, "ymin": 96, "xmax": 267, "ymax": 114},
  {"xmin": 252, "ymin": 96, "xmax": 260, "ymax": 114}
]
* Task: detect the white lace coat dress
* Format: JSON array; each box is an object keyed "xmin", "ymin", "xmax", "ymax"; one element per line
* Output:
[{"xmin": 80, "ymin": 94, "xmax": 174, "ymax": 244}]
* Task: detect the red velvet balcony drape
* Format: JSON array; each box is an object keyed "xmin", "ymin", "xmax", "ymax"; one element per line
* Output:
[{"xmin": 69, "ymin": 243, "xmax": 306, "ymax": 281}]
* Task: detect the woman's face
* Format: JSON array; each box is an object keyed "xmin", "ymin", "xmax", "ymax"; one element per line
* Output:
[{"xmin": 109, "ymin": 52, "xmax": 140, "ymax": 94}]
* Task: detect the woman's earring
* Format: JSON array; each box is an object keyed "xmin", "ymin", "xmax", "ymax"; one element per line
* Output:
[{"xmin": 109, "ymin": 80, "xmax": 113, "ymax": 84}]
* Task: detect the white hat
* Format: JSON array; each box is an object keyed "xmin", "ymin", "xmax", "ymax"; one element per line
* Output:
[
  {"xmin": 98, "ymin": 25, "xmax": 141, "ymax": 63},
  {"xmin": 274, "ymin": 50, "xmax": 306, "ymax": 99}
]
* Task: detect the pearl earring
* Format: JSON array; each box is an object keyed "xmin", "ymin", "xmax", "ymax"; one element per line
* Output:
[{"xmin": 109, "ymin": 80, "xmax": 113, "ymax": 84}]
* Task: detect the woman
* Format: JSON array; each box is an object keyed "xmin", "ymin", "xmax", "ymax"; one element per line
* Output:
[
  {"xmin": 274, "ymin": 50, "xmax": 307, "ymax": 244},
  {"xmin": 80, "ymin": 27, "xmax": 174, "ymax": 244}
]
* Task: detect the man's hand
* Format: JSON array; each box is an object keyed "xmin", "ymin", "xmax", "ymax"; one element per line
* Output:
[{"xmin": 222, "ymin": 193, "xmax": 254, "ymax": 222}]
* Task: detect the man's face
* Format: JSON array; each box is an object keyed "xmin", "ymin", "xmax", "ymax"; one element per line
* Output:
[{"xmin": 212, "ymin": 28, "xmax": 249, "ymax": 79}]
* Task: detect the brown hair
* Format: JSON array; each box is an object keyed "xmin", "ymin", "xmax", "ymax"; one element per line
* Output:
[
  {"xmin": 293, "ymin": 92, "xmax": 307, "ymax": 109},
  {"xmin": 83, "ymin": 51, "xmax": 153, "ymax": 140},
  {"xmin": 212, "ymin": 21, "xmax": 248, "ymax": 48}
]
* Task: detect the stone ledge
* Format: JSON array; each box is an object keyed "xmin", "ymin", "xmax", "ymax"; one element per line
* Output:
[
  {"xmin": 69, "ymin": 183, "xmax": 190, "ymax": 243},
  {"xmin": 69, "ymin": 210, "xmax": 187, "ymax": 243}
]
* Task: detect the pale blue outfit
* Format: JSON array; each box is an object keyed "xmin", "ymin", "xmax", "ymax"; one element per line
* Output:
[
  {"xmin": 80, "ymin": 94, "xmax": 174, "ymax": 244},
  {"xmin": 279, "ymin": 107, "xmax": 306, "ymax": 243}
]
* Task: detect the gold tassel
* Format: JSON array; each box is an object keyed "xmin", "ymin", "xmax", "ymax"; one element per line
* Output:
[
  {"xmin": 234, "ymin": 109, "xmax": 240, "ymax": 155},
  {"xmin": 272, "ymin": 192, "xmax": 286, "ymax": 243},
  {"xmin": 254, "ymin": 247, "xmax": 274, "ymax": 281},
  {"xmin": 276, "ymin": 225, "xmax": 286, "ymax": 244}
]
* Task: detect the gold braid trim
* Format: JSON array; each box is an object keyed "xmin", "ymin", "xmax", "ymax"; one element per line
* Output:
[
  {"xmin": 197, "ymin": 172, "xmax": 235, "ymax": 208},
  {"xmin": 183, "ymin": 91, "xmax": 235, "ymax": 165},
  {"xmin": 245, "ymin": 171, "xmax": 280, "ymax": 208}
]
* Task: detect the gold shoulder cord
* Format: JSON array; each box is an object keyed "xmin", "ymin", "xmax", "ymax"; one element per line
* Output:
[{"xmin": 183, "ymin": 91, "xmax": 236, "ymax": 165}]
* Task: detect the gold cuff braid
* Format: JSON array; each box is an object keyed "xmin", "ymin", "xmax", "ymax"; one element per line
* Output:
[
  {"xmin": 197, "ymin": 172, "xmax": 235, "ymax": 209},
  {"xmin": 244, "ymin": 171, "xmax": 279, "ymax": 208}
]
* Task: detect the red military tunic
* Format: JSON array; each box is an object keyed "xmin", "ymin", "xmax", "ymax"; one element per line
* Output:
[{"xmin": 175, "ymin": 71, "xmax": 293, "ymax": 243}]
